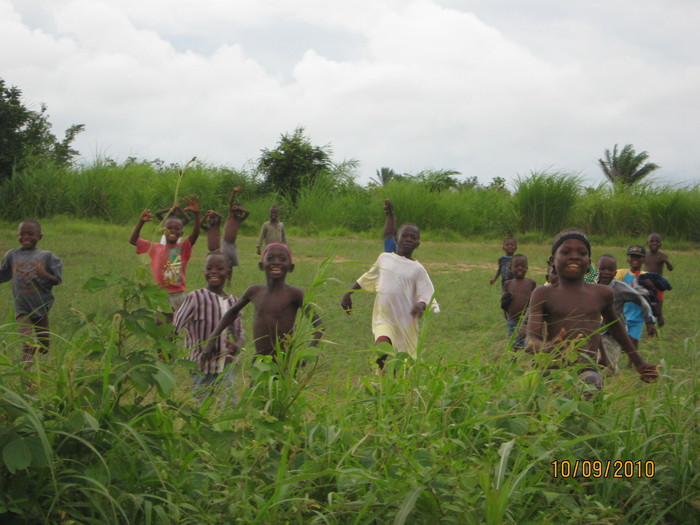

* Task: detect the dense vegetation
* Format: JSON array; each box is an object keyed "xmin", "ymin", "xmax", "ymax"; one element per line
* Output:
[
  {"xmin": 1, "ymin": 160, "xmax": 699, "ymax": 242},
  {"xmin": 0, "ymin": 225, "xmax": 698, "ymax": 523}
]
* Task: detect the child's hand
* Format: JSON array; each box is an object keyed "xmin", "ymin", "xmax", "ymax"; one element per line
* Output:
[
  {"xmin": 224, "ymin": 340, "xmax": 240, "ymax": 358},
  {"xmin": 139, "ymin": 209, "xmax": 153, "ymax": 222},
  {"xmin": 341, "ymin": 293, "xmax": 353, "ymax": 314},
  {"xmin": 203, "ymin": 339, "xmax": 218, "ymax": 362},
  {"xmin": 256, "ymin": 246, "xmax": 261, "ymax": 255},
  {"xmin": 35, "ymin": 263, "xmax": 51, "ymax": 281},
  {"xmin": 646, "ymin": 323, "xmax": 657, "ymax": 337},
  {"xmin": 636, "ymin": 363, "xmax": 659, "ymax": 383},
  {"xmin": 383, "ymin": 199, "xmax": 393, "ymax": 216},
  {"xmin": 203, "ymin": 210, "xmax": 222, "ymax": 227},
  {"xmin": 411, "ymin": 301, "xmax": 427, "ymax": 318},
  {"xmin": 182, "ymin": 196, "xmax": 199, "ymax": 213},
  {"xmin": 231, "ymin": 204, "xmax": 250, "ymax": 221},
  {"xmin": 489, "ymin": 278, "xmax": 496, "ymax": 285}
]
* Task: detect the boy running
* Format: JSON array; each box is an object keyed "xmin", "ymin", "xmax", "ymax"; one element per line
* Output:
[
  {"xmin": 341, "ymin": 223, "xmax": 440, "ymax": 369},
  {"xmin": 205, "ymin": 244, "xmax": 322, "ymax": 360},
  {"xmin": 644, "ymin": 232, "xmax": 673, "ymax": 326},
  {"xmin": 501, "ymin": 254, "xmax": 536, "ymax": 349},
  {"xmin": 1, "ymin": 220, "xmax": 62, "ymax": 365},
  {"xmin": 526, "ymin": 230, "xmax": 658, "ymax": 396}
]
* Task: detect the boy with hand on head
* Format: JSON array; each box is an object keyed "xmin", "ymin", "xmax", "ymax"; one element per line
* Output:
[
  {"xmin": 204, "ymin": 243, "xmax": 322, "ymax": 361},
  {"xmin": 1, "ymin": 220, "xmax": 63, "ymax": 365},
  {"xmin": 644, "ymin": 233, "xmax": 673, "ymax": 326},
  {"xmin": 173, "ymin": 251, "xmax": 244, "ymax": 403},
  {"xmin": 613, "ymin": 245, "xmax": 654, "ymax": 348},
  {"xmin": 490, "ymin": 237, "xmax": 517, "ymax": 288},
  {"xmin": 526, "ymin": 229, "xmax": 658, "ymax": 397},
  {"xmin": 129, "ymin": 196, "xmax": 200, "ymax": 317},
  {"xmin": 341, "ymin": 223, "xmax": 440, "ymax": 371},
  {"xmin": 256, "ymin": 205, "xmax": 286, "ymax": 255},
  {"xmin": 501, "ymin": 254, "xmax": 536, "ymax": 349},
  {"xmin": 596, "ymin": 254, "xmax": 656, "ymax": 373},
  {"xmin": 202, "ymin": 187, "xmax": 250, "ymax": 269}
]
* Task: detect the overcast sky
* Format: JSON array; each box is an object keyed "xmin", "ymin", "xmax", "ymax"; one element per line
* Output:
[{"xmin": 2, "ymin": 0, "xmax": 699, "ymax": 188}]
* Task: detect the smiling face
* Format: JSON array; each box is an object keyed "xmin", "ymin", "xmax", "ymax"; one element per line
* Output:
[
  {"xmin": 163, "ymin": 218, "xmax": 184, "ymax": 243},
  {"xmin": 396, "ymin": 224, "xmax": 420, "ymax": 257},
  {"xmin": 204, "ymin": 253, "xmax": 231, "ymax": 292},
  {"xmin": 259, "ymin": 245, "xmax": 294, "ymax": 279},
  {"xmin": 627, "ymin": 254, "xmax": 644, "ymax": 271},
  {"xmin": 18, "ymin": 221, "xmax": 42, "ymax": 250},
  {"xmin": 510, "ymin": 255, "xmax": 528, "ymax": 278},
  {"xmin": 647, "ymin": 233, "xmax": 662, "ymax": 253},
  {"xmin": 503, "ymin": 238, "xmax": 517, "ymax": 256},
  {"xmin": 269, "ymin": 206, "xmax": 279, "ymax": 222},
  {"xmin": 553, "ymin": 238, "xmax": 590, "ymax": 282},
  {"xmin": 596, "ymin": 255, "xmax": 617, "ymax": 285}
]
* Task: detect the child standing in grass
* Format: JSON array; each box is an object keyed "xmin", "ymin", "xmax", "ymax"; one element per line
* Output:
[
  {"xmin": 596, "ymin": 254, "xmax": 656, "ymax": 373},
  {"xmin": 173, "ymin": 251, "xmax": 244, "ymax": 403},
  {"xmin": 341, "ymin": 223, "xmax": 440, "ymax": 370},
  {"xmin": 129, "ymin": 197, "xmax": 200, "ymax": 318},
  {"xmin": 526, "ymin": 229, "xmax": 658, "ymax": 397},
  {"xmin": 256, "ymin": 205, "xmax": 286, "ymax": 255},
  {"xmin": 644, "ymin": 233, "xmax": 673, "ymax": 326},
  {"xmin": 1, "ymin": 220, "xmax": 62, "ymax": 365},
  {"xmin": 501, "ymin": 254, "xmax": 536, "ymax": 349},
  {"xmin": 489, "ymin": 237, "xmax": 517, "ymax": 288},
  {"xmin": 202, "ymin": 187, "xmax": 250, "ymax": 269},
  {"xmin": 205, "ymin": 244, "xmax": 322, "ymax": 361},
  {"xmin": 613, "ymin": 245, "xmax": 654, "ymax": 350}
]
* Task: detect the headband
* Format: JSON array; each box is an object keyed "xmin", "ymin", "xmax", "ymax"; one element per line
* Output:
[
  {"xmin": 551, "ymin": 233, "xmax": 591, "ymax": 256},
  {"xmin": 261, "ymin": 243, "xmax": 293, "ymax": 262}
]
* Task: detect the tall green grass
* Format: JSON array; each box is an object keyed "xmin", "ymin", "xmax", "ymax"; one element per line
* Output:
[{"xmin": 1, "ymin": 162, "xmax": 699, "ymax": 241}]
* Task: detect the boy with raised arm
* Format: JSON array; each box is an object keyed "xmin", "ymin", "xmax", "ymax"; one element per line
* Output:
[
  {"xmin": 1, "ymin": 220, "xmax": 62, "ymax": 365},
  {"xmin": 202, "ymin": 187, "xmax": 250, "ymax": 269},
  {"xmin": 526, "ymin": 229, "xmax": 658, "ymax": 396},
  {"xmin": 204, "ymin": 243, "xmax": 322, "ymax": 361},
  {"xmin": 129, "ymin": 196, "xmax": 200, "ymax": 317},
  {"xmin": 341, "ymin": 223, "xmax": 440, "ymax": 370},
  {"xmin": 501, "ymin": 254, "xmax": 536, "ymax": 349}
]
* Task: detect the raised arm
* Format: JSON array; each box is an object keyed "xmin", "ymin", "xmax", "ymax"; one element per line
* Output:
[
  {"xmin": 382, "ymin": 199, "xmax": 396, "ymax": 239},
  {"xmin": 129, "ymin": 209, "xmax": 152, "ymax": 246},
  {"xmin": 183, "ymin": 196, "xmax": 201, "ymax": 245},
  {"xmin": 224, "ymin": 204, "xmax": 250, "ymax": 244}
]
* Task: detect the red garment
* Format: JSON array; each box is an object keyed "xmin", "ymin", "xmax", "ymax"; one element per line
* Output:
[{"xmin": 136, "ymin": 238, "xmax": 193, "ymax": 293}]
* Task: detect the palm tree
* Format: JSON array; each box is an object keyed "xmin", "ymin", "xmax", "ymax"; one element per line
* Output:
[
  {"xmin": 370, "ymin": 167, "xmax": 396, "ymax": 186},
  {"xmin": 598, "ymin": 144, "xmax": 660, "ymax": 185}
]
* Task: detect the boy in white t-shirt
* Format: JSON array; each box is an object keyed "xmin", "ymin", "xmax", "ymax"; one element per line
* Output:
[{"xmin": 341, "ymin": 223, "xmax": 440, "ymax": 370}]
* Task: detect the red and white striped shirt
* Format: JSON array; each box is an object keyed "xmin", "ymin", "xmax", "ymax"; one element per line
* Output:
[{"xmin": 173, "ymin": 288, "xmax": 245, "ymax": 373}]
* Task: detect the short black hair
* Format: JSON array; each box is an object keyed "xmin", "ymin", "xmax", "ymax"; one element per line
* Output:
[{"xmin": 20, "ymin": 219, "xmax": 42, "ymax": 233}]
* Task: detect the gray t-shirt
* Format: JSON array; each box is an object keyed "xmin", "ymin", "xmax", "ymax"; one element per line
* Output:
[{"xmin": 0, "ymin": 248, "xmax": 63, "ymax": 319}]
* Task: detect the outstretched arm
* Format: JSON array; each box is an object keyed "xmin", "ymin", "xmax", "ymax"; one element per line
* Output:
[
  {"xmin": 129, "ymin": 209, "xmax": 152, "ymax": 246},
  {"xmin": 183, "ymin": 197, "xmax": 201, "ymax": 245},
  {"xmin": 341, "ymin": 282, "xmax": 362, "ymax": 314},
  {"xmin": 382, "ymin": 199, "xmax": 396, "ymax": 240},
  {"xmin": 203, "ymin": 292, "xmax": 252, "ymax": 361},
  {"xmin": 603, "ymin": 300, "xmax": 658, "ymax": 382}
]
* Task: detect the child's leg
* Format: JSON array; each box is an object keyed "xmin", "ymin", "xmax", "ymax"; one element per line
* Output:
[
  {"xmin": 375, "ymin": 335, "xmax": 392, "ymax": 370},
  {"xmin": 18, "ymin": 315, "xmax": 49, "ymax": 366}
]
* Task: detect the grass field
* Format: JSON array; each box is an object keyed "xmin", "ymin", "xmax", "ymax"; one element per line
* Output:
[{"xmin": 0, "ymin": 218, "xmax": 698, "ymax": 523}]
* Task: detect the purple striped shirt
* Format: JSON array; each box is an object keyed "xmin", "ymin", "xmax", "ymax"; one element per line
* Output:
[{"xmin": 173, "ymin": 288, "xmax": 245, "ymax": 373}]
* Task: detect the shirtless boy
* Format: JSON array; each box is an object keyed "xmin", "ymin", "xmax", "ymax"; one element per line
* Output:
[
  {"xmin": 526, "ymin": 229, "xmax": 658, "ymax": 396},
  {"xmin": 644, "ymin": 232, "xmax": 673, "ymax": 326},
  {"xmin": 501, "ymin": 254, "xmax": 536, "ymax": 349},
  {"xmin": 204, "ymin": 243, "xmax": 322, "ymax": 361}
]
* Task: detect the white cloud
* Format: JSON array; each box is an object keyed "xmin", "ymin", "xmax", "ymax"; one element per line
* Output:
[{"xmin": 1, "ymin": 0, "xmax": 699, "ymax": 186}]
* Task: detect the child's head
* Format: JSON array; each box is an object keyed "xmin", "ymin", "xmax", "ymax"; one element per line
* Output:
[
  {"xmin": 647, "ymin": 233, "xmax": 662, "ymax": 252},
  {"xmin": 396, "ymin": 223, "xmax": 420, "ymax": 256},
  {"xmin": 551, "ymin": 229, "xmax": 591, "ymax": 281},
  {"xmin": 502, "ymin": 237, "xmax": 517, "ymax": 256},
  {"xmin": 626, "ymin": 245, "xmax": 646, "ymax": 271},
  {"xmin": 510, "ymin": 254, "xmax": 528, "ymax": 278},
  {"xmin": 269, "ymin": 206, "xmax": 280, "ymax": 221},
  {"xmin": 260, "ymin": 243, "xmax": 294, "ymax": 277},
  {"xmin": 163, "ymin": 217, "xmax": 184, "ymax": 244},
  {"xmin": 18, "ymin": 220, "xmax": 42, "ymax": 250},
  {"xmin": 204, "ymin": 252, "xmax": 232, "ymax": 291},
  {"xmin": 596, "ymin": 254, "xmax": 617, "ymax": 285}
]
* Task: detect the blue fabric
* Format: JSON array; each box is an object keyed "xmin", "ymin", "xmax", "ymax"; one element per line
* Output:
[{"xmin": 384, "ymin": 237, "xmax": 397, "ymax": 253}]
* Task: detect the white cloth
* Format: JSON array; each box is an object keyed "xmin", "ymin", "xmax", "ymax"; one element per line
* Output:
[{"xmin": 357, "ymin": 252, "xmax": 439, "ymax": 358}]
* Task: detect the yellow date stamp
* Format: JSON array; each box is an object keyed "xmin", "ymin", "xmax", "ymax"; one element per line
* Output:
[{"xmin": 551, "ymin": 460, "xmax": 655, "ymax": 478}]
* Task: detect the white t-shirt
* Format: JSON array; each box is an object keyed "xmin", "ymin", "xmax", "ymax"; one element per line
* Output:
[{"xmin": 357, "ymin": 252, "xmax": 439, "ymax": 358}]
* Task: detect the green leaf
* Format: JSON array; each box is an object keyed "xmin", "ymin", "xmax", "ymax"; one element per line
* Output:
[
  {"xmin": 3, "ymin": 438, "xmax": 32, "ymax": 473},
  {"xmin": 154, "ymin": 361, "xmax": 176, "ymax": 396}
]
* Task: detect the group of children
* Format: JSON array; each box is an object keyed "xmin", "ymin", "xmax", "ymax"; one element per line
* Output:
[
  {"xmin": 2, "ymin": 194, "xmax": 666, "ymax": 400},
  {"xmin": 493, "ymin": 231, "xmax": 670, "ymax": 392}
]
